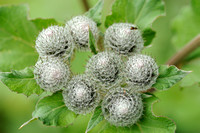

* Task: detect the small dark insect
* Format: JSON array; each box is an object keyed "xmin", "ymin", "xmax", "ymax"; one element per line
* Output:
[{"xmin": 130, "ymin": 27, "xmax": 138, "ymax": 30}]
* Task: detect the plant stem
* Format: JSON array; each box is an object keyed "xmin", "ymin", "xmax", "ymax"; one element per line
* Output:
[
  {"xmin": 167, "ymin": 34, "xmax": 200, "ymax": 66},
  {"xmin": 81, "ymin": 0, "xmax": 90, "ymax": 11}
]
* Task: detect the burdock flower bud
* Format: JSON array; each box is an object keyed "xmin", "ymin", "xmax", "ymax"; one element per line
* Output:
[
  {"xmin": 102, "ymin": 87, "xmax": 143, "ymax": 127},
  {"xmin": 62, "ymin": 75, "xmax": 100, "ymax": 114},
  {"xmin": 66, "ymin": 15, "xmax": 99, "ymax": 48},
  {"xmin": 104, "ymin": 23, "xmax": 144, "ymax": 55},
  {"xmin": 124, "ymin": 54, "xmax": 158, "ymax": 91},
  {"xmin": 35, "ymin": 25, "xmax": 74, "ymax": 59},
  {"xmin": 86, "ymin": 51, "xmax": 122, "ymax": 88},
  {"xmin": 34, "ymin": 57, "xmax": 70, "ymax": 92}
]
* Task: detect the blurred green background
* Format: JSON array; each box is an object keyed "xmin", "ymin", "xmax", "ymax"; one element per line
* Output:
[{"xmin": 0, "ymin": 0, "xmax": 200, "ymax": 133}]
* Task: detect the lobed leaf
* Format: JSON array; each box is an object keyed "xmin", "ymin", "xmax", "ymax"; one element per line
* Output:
[
  {"xmin": 0, "ymin": 67, "xmax": 43, "ymax": 96},
  {"xmin": 152, "ymin": 65, "xmax": 190, "ymax": 90},
  {"xmin": 85, "ymin": 0, "xmax": 104, "ymax": 26},
  {"xmin": 32, "ymin": 92, "xmax": 78, "ymax": 127},
  {"xmin": 89, "ymin": 94, "xmax": 176, "ymax": 133}
]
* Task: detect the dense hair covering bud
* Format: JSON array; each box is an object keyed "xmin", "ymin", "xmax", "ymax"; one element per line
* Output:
[
  {"xmin": 35, "ymin": 25, "xmax": 74, "ymax": 59},
  {"xmin": 34, "ymin": 57, "xmax": 70, "ymax": 92},
  {"xmin": 104, "ymin": 23, "xmax": 144, "ymax": 55},
  {"xmin": 102, "ymin": 87, "xmax": 143, "ymax": 127},
  {"xmin": 66, "ymin": 15, "xmax": 99, "ymax": 48},
  {"xmin": 62, "ymin": 75, "xmax": 100, "ymax": 114},
  {"xmin": 124, "ymin": 54, "xmax": 158, "ymax": 91},
  {"xmin": 86, "ymin": 51, "xmax": 122, "ymax": 88}
]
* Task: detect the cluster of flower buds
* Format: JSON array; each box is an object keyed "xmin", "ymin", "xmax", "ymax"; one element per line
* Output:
[{"xmin": 34, "ymin": 14, "xmax": 159, "ymax": 127}]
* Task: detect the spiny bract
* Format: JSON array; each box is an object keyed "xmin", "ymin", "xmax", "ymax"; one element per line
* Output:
[
  {"xmin": 35, "ymin": 25, "xmax": 74, "ymax": 59},
  {"xmin": 104, "ymin": 23, "xmax": 144, "ymax": 55},
  {"xmin": 62, "ymin": 75, "xmax": 100, "ymax": 114},
  {"xmin": 124, "ymin": 54, "xmax": 158, "ymax": 91},
  {"xmin": 102, "ymin": 87, "xmax": 143, "ymax": 127},
  {"xmin": 86, "ymin": 51, "xmax": 122, "ymax": 88},
  {"xmin": 34, "ymin": 57, "xmax": 70, "ymax": 93},
  {"xmin": 66, "ymin": 15, "xmax": 99, "ymax": 48}
]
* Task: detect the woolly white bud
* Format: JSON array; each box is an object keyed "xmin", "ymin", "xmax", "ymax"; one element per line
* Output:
[
  {"xmin": 62, "ymin": 75, "xmax": 100, "ymax": 114},
  {"xmin": 102, "ymin": 87, "xmax": 143, "ymax": 127},
  {"xmin": 66, "ymin": 16, "xmax": 99, "ymax": 49},
  {"xmin": 36, "ymin": 25, "xmax": 74, "ymax": 59},
  {"xmin": 34, "ymin": 57, "xmax": 70, "ymax": 92},
  {"xmin": 124, "ymin": 54, "xmax": 158, "ymax": 91},
  {"xmin": 86, "ymin": 51, "xmax": 122, "ymax": 88},
  {"xmin": 104, "ymin": 23, "xmax": 144, "ymax": 55}
]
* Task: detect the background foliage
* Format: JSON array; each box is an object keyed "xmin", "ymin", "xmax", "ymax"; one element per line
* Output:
[{"xmin": 0, "ymin": 0, "xmax": 199, "ymax": 133}]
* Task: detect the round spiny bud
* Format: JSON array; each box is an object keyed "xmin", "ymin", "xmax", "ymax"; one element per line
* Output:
[
  {"xmin": 66, "ymin": 15, "xmax": 99, "ymax": 49},
  {"xmin": 124, "ymin": 54, "xmax": 158, "ymax": 91},
  {"xmin": 104, "ymin": 23, "xmax": 144, "ymax": 55},
  {"xmin": 36, "ymin": 25, "xmax": 74, "ymax": 59},
  {"xmin": 34, "ymin": 57, "xmax": 70, "ymax": 92},
  {"xmin": 86, "ymin": 51, "xmax": 122, "ymax": 88},
  {"xmin": 102, "ymin": 87, "xmax": 143, "ymax": 127},
  {"xmin": 62, "ymin": 75, "xmax": 100, "ymax": 114}
]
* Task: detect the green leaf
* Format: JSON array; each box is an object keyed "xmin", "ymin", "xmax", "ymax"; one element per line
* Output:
[
  {"xmin": 0, "ymin": 67, "xmax": 43, "ymax": 96},
  {"xmin": 142, "ymin": 28, "xmax": 156, "ymax": 46},
  {"xmin": 85, "ymin": 0, "xmax": 104, "ymax": 26},
  {"xmin": 105, "ymin": 0, "xmax": 165, "ymax": 29},
  {"xmin": 152, "ymin": 65, "xmax": 189, "ymax": 90},
  {"xmin": 89, "ymin": 29, "xmax": 98, "ymax": 54},
  {"xmin": 32, "ymin": 92, "xmax": 77, "ymax": 127},
  {"xmin": 0, "ymin": 5, "xmax": 58, "ymax": 72},
  {"xmin": 86, "ymin": 106, "xmax": 104, "ymax": 133},
  {"xmin": 90, "ymin": 95, "xmax": 176, "ymax": 133}
]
